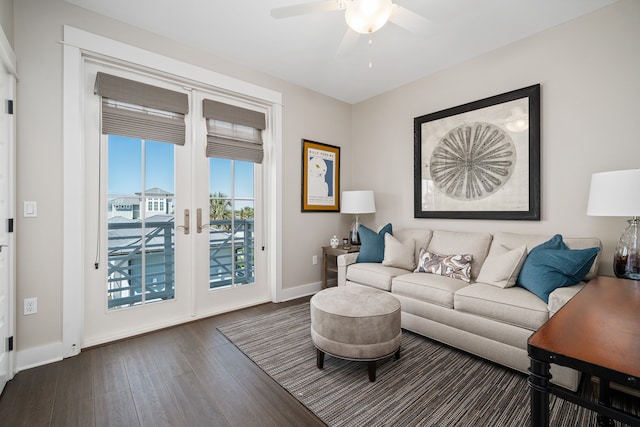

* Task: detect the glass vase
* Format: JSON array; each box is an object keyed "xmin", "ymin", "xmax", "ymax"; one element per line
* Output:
[{"xmin": 613, "ymin": 217, "xmax": 640, "ymax": 280}]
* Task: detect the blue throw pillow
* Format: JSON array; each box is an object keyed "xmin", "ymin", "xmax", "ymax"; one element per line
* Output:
[
  {"xmin": 517, "ymin": 234, "xmax": 600, "ymax": 302},
  {"xmin": 356, "ymin": 223, "xmax": 392, "ymax": 263}
]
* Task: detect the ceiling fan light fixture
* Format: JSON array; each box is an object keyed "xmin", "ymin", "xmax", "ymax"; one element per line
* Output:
[{"xmin": 345, "ymin": 0, "xmax": 393, "ymax": 34}]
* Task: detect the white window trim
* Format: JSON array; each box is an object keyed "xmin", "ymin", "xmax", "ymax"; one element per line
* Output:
[{"xmin": 62, "ymin": 26, "xmax": 283, "ymax": 358}]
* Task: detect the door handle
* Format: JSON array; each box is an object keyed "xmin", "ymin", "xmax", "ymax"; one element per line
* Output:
[
  {"xmin": 196, "ymin": 208, "xmax": 204, "ymax": 233},
  {"xmin": 176, "ymin": 209, "xmax": 190, "ymax": 235}
]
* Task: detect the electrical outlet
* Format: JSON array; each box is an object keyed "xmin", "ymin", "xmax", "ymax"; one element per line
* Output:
[
  {"xmin": 312, "ymin": 255, "xmax": 318, "ymax": 265},
  {"xmin": 24, "ymin": 297, "xmax": 37, "ymax": 315}
]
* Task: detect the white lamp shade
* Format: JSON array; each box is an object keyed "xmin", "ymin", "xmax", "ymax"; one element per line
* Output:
[
  {"xmin": 587, "ymin": 169, "xmax": 640, "ymax": 216},
  {"xmin": 341, "ymin": 191, "xmax": 376, "ymax": 214}
]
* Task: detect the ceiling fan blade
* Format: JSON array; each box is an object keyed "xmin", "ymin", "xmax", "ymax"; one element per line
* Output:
[
  {"xmin": 335, "ymin": 28, "xmax": 360, "ymax": 59},
  {"xmin": 271, "ymin": 0, "xmax": 343, "ymax": 19},
  {"xmin": 388, "ymin": 5, "xmax": 434, "ymax": 38}
]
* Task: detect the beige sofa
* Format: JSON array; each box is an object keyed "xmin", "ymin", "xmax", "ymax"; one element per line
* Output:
[{"xmin": 337, "ymin": 228, "xmax": 602, "ymax": 391}]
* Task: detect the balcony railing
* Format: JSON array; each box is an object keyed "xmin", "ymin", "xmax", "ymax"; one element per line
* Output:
[
  {"xmin": 107, "ymin": 218, "xmax": 255, "ymax": 309},
  {"xmin": 208, "ymin": 220, "xmax": 255, "ymax": 289}
]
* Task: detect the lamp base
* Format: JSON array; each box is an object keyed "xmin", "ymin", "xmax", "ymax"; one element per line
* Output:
[
  {"xmin": 349, "ymin": 214, "xmax": 361, "ymax": 246},
  {"xmin": 613, "ymin": 218, "xmax": 640, "ymax": 280}
]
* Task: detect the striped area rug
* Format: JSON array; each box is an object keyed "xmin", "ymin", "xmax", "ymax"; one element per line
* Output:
[{"xmin": 218, "ymin": 302, "xmax": 633, "ymax": 427}]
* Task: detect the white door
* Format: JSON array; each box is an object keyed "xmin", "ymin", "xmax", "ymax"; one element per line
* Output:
[
  {"xmin": 191, "ymin": 91, "xmax": 268, "ymax": 316},
  {"xmin": 82, "ymin": 64, "xmax": 268, "ymax": 347},
  {"xmin": 0, "ymin": 42, "xmax": 16, "ymax": 393}
]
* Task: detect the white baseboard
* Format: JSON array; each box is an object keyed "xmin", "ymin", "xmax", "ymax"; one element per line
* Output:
[
  {"xmin": 277, "ymin": 281, "xmax": 322, "ymax": 302},
  {"xmin": 16, "ymin": 342, "xmax": 63, "ymax": 373}
]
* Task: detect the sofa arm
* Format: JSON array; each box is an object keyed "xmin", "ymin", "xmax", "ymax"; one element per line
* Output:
[
  {"xmin": 337, "ymin": 253, "xmax": 359, "ymax": 287},
  {"xmin": 548, "ymin": 283, "xmax": 585, "ymax": 317}
]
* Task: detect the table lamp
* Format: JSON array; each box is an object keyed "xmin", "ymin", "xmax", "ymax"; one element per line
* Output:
[
  {"xmin": 587, "ymin": 169, "xmax": 640, "ymax": 280},
  {"xmin": 341, "ymin": 191, "xmax": 376, "ymax": 245}
]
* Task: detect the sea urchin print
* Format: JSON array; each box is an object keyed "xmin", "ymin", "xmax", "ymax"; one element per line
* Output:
[{"xmin": 429, "ymin": 122, "xmax": 516, "ymax": 201}]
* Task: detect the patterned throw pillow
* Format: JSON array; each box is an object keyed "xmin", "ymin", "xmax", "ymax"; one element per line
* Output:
[{"xmin": 414, "ymin": 248, "xmax": 473, "ymax": 283}]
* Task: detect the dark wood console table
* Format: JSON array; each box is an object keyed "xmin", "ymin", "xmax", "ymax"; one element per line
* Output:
[
  {"xmin": 528, "ymin": 276, "xmax": 640, "ymax": 426},
  {"xmin": 321, "ymin": 245, "xmax": 359, "ymax": 289}
]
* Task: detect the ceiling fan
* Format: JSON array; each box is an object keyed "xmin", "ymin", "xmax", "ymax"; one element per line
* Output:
[{"xmin": 271, "ymin": 0, "xmax": 432, "ymax": 58}]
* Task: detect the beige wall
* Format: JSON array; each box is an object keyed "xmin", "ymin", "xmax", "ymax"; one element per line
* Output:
[
  {"xmin": 0, "ymin": 0, "xmax": 12, "ymax": 46},
  {"xmin": 11, "ymin": 0, "xmax": 639, "ymax": 361},
  {"xmin": 13, "ymin": 0, "xmax": 351, "ymax": 355},
  {"xmin": 351, "ymin": 0, "xmax": 639, "ymax": 277}
]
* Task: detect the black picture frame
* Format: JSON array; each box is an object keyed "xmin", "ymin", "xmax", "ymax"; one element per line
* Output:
[{"xmin": 414, "ymin": 84, "xmax": 540, "ymax": 220}]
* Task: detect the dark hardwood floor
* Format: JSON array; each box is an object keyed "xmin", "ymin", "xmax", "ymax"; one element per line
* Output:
[{"xmin": 0, "ymin": 297, "xmax": 326, "ymax": 427}]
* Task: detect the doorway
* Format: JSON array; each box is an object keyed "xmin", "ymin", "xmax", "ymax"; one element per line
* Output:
[{"xmin": 0, "ymin": 30, "xmax": 16, "ymax": 393}]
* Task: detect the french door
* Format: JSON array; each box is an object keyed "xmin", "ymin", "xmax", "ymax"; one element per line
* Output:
[
  {"xmin": 191, "ymin": 91, "xmax": 268, "ymax": 315},
  {"xmin": 83, "ymin": 63, "xmax": 267, "ymax": 347}
]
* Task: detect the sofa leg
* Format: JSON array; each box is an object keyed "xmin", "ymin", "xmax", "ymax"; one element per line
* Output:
[
  {"xmin": 316, "ymin": 349, "xmax": 324, "ymax": 369},
  {"xmin": 395, "ymin": 347, "xmax": 401, "ymax": 360},
  {"xmin": 368, "ymin": 361, "xmax": 377, "ymax": 382}
]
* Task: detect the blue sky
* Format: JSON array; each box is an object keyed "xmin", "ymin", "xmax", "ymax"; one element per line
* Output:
[{"xmin": 108, "ymin": 135, "xmax": 254, "ymax": 202}]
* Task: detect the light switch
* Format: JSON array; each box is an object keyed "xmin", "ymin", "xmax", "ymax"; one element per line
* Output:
[{"xmin": 24, "ymin": 201, "xmax": 37, "ymax": 218}]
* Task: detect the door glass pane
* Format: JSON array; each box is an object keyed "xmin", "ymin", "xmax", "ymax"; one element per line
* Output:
[
  {"xmin": 234, "ymin": 161, "xmax": 254, "ymax": 286},
  {"xmin": 209, "ymin": 158, "xmax": 255, "ymax": 289},
  {"xmin": 107, "ymin": 136, "xmax": 176, "ymax": 309}
]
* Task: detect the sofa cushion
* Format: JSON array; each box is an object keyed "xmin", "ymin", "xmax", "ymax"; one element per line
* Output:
[
  {"xmin": 414, "ymin": 249, "xmax": 473, "ymax": 283},
  {"xmin": 346, "ymin": 263, "xmax": 408, "ymax": 291},
  {"xmin": 454, "ymin": 283, "xmax": 549, "ymax": 331},
  {"xmin": 427, "ymin": 230, "xmax": 492, "ymax": 281},
  {"xmin": 517, "ymin": 234, "xmax": 600, "ymax": 303},
  {"xmin": 356, "ymin": 223, "xmax": 392, "ymax": 263},
  {"xmin": 382, "ymin": 233, "xmax": 416, "ymax": 270},
  {"xmin": 392, "ymin": 273, "xmax": 470, "ymax": 309},
  {"xmin": 476, "ymin": 244, "xmax": 527, "ymax": 288}
]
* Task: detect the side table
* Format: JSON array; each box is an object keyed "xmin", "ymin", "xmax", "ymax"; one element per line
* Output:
[{"xmin": 322, "ymin": 245, "xmax": 359, "ymax": 288}]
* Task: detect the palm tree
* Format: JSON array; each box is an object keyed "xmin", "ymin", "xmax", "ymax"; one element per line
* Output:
[
  {"xmin": 237, "ymin": 206, "xmax": 254, "ymax": 219},
  {"xmin": 210, "ymin": 192, "xmax": 232, "ymax": 228}
]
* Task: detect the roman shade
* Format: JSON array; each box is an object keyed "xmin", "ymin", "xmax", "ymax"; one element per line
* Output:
[
  {"xmin": 94, "ymin": 72, "xmax": 189, "ymax": 145},
  {"xmin": 203, "ymin": 99, "xmax": 266, "ymax": 163}
]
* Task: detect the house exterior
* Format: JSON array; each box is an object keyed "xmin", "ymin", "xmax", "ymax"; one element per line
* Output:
[{"xmin": 107, "ymin": 187, "xmax": 174, "ymax": 220}]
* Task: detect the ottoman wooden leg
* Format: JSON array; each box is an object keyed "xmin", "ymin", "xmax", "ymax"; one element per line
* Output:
[
  {"xmin": 368, "ymin": 361, "xmax": 377, "ymax": 382},
  {"xmin": 316, "ymin": 348, "xmax": 325, "ymax": 369}
]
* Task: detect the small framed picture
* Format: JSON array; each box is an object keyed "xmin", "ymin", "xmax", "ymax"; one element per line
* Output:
[{"xmin": 301, "ymin": 139, "xmax": 340, "ymax": 212}]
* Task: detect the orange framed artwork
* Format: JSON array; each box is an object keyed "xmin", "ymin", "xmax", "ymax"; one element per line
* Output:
[{"xmin": 301, "ymin": 139, "xmax": 340, "ymax": 212}]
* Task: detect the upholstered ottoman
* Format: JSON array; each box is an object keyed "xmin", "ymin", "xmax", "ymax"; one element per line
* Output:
[{"xmin": 310, "ymin": 286, "xmax": 402, "ymax": 381}]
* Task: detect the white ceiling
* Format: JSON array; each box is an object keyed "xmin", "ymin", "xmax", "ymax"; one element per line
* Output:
[{"xmin": 65, "ymin": 0, "xmax": 619, "ymax": 104}]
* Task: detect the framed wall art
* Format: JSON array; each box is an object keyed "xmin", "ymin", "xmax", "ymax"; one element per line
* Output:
[
  {"xmin": 414, "ymin": 84, "xmax": 540, "ymax": 220},
  {"xmin": 302, "ymin": 139, "xmax": 340, "ymax": 212}
]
